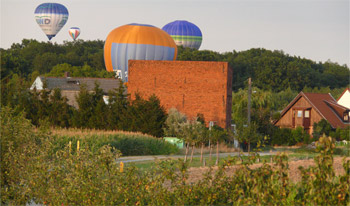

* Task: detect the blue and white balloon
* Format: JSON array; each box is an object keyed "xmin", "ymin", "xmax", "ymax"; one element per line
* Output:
[{"xmin": 34, "ymin": 3, "xmax": 69, "ymax": 40}]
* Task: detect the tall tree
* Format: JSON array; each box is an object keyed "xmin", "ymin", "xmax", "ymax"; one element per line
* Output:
[
  {"xmin": 120, "ymin": 94, "xmax": 167, "ymax": 137},
  {"xmin": 106, "ymin": 81, "xmax": 128, "ymax": 130}
]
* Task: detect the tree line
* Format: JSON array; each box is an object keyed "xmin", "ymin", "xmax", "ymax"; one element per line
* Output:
[
  {"xmin": 1, "ymin": 39, "xmax": 349, "ymax": 92},
  {"xmin": 1, "ymin": 76, "xmax": 166, "ymax": 137},
  {"xmin": 1, "ymin": 39, "xmax": 349, "ymax": 145}
]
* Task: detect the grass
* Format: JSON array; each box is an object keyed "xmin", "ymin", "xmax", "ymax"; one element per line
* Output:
[
  {"xmin": 124, "ymin": 153, "xmax": 276, "ymax": 170},
  {"xmin": 124, "ymin": 144, "xmax": 350, "ymax": 170}
]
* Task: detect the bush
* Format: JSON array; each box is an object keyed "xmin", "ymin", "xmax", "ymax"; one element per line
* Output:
[
  {"xmin": 0, "ymin": 106, "xmax": 49, "ymax": 204},
  {"xmin": 291, "ymin": 127, "xmax": 311, "ymax": 145},
  {"xmin": 312, "ymin": 119, "xmax": 333, "ymax": 139},
  {"xmin": 330, "ymin": 127, "xmax": 350, "ymax": 141},
  {"xmin": 3, "ymin": 108, "xmax": 350, "ymax": 205},
  {"xmin": 270, "ymin": 127, "xmax": 292, "ymax": 146},
  {"xmin": 270, "ymin": 126, "xmax": 311, "ymax": 146}
]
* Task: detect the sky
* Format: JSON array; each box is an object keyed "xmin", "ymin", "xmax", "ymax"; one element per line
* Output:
[{"xmin": 1, "ymin": 0, "xmax": 349, "ymax": 66}]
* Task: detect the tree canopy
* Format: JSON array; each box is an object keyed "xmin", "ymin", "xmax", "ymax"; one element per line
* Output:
[{"xmin": 2, "ymin": 39, "xmax": 348, "ymax": 92}]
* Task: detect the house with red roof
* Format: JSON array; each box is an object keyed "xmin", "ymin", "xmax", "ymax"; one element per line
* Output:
[{"xmin": 274, "ymin": 92, "xmax": 350, "ymax": 135}]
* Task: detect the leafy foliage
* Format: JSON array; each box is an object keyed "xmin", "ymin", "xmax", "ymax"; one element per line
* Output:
[
  {"xmin": 2, "ymin": 40, "xmax": 348, "ymax": 93},
  {"xmin": 163, "ymin": 108, "xmax": 187, "ymax": 137},
  {"xmin": 1, "ymin": 77, "xmax": 167, "ymax": 137},
  {"xmin": 2, "ymin": 110, "xmax": 349, "ymax": 205},
  {"xmin": 120, "ymin": 94, "xmax": 167, "ymax": 137},
  {"xmin": 52, "ymin": 134, "xmax": 179, "ymax": 156},
  {"xmin": 313, "ymin": 119, "xmax": 334, "ymax": 140}
]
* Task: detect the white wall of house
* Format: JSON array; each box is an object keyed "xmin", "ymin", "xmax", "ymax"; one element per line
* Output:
[
  {"xmin": 30, "ymin": 77, "xmax": 43, "ymax": 90},
  {"xmin": 338, "ymin": 90, "xmax": 350, "ymax": 109}
]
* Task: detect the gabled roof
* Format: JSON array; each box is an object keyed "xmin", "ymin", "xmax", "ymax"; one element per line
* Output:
[
  {"xmin": 32, "ymin": 76, "xmax": 122, "ymax": 94},
  {"xmin": 337, "ymin": 88, "xmax": 350, "ymax": 101},
  {"xmin": 276, "ymin": 92, "xmax": 349, "ymax": 128}
]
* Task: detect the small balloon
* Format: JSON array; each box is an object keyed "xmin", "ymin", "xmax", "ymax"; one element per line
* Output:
[{"xmin": 69, "ymin": 27, "xmax": 81, "ymax": 41}]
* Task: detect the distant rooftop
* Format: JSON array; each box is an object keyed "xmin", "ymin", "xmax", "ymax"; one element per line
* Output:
[{"xmin": 31, "ymin": 76, "xmax": 122, "ymax": 94}]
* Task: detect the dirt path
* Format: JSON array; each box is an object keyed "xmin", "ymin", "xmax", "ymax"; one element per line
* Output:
[{"xmin": 187, "ymin": 156, "xmax": 349, "ymax": 183}]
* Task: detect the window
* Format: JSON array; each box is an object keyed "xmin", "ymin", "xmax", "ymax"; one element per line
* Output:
[
  {"xmin": 344, "ymin": 113, "xmax": 349, "ymax": 122},
  {"xmin": 304, "ymin": 110, "xmax": 310, "ymax": 118},
  {"xmin": 297, "ymin": 110, "xmax": 303, "ymax": 118}
]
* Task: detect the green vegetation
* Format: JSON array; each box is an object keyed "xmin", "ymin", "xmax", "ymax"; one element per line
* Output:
[
  {"xmin": 2, "ymin": 39, "xmax": 348, "ymax": 92},
  {"xmin": 1, "ymin": 78, "xmax": 167, "ymax": 137},
  {"xmin": 52, "ymin": 133, "xmax": 179, "ymax": 156},
  {"xmin": 2, "ymin": 108, "xmax": 349, "ymax": 205},
  {"xmin": 177, "ymin": 46, "xmax": 349, "ymax": 92},
  {"xmin": 1, "ymin": 39, "xmax": 112, "ymax": 78},
  {"xmin": 1, "ymin": 39, "xmax": 348, "ymax": 141}
]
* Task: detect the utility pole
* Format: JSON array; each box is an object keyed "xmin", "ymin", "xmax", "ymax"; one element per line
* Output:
[{"xmin": 247, "ymin": 77, "xmax": 251, "ymax": 125}]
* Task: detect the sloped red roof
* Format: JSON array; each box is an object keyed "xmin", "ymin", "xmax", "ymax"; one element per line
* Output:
[
  {"xmin": 276, "ymin": 92, "xmax": 350, "ymax": 128},
  {"xmin": 324, "ymin": 100, "xmax": 349, "ymax": 118}
]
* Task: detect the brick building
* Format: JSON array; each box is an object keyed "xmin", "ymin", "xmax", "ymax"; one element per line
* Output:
[{"xmin": 128, "ymin": 60, "xmax": 232, "ymax": 128}]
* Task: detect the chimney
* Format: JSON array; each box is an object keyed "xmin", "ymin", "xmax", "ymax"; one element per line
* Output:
[{"xmin": 64, "ymin": 72, "xmax": 70, "ymax": 78}]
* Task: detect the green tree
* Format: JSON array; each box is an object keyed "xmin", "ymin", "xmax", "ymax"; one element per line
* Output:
[
  {"xmin": 312, "ymin": 119, "xmax": 333, "ymax": 140},
  {"xmin": 106, "ymin": 81, "xmax": 128, "ymax": 130},
  {"xmin": 163, "ymin": 108, "xmax": 187, "ymax": 137},
  {"xmin": 209, "ymin": 125, "xmax": 228, "ymax": 165},
  {"xmin": 120, "ymin": 94, "xmax": 167, "ymax": 137},
  {"xmin": 49, "ymin": 88, "xmax": 72, "ymax": 127},
  {"xmin": 72, "ymin": 84, "xmax": 94, "ymax": 128},
  {"xmin": 0, "ymin": 106, "xmax": 45, "ymax": 204},
  {"xmin": 235, "ymin": 122, "xmax": 262, "ymax": 153},
  {"xmin": 197, "ymin": 124, "xmax": 209, "ymax": 164}
]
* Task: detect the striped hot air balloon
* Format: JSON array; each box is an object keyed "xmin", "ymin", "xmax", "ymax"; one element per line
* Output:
[
  {"xmin": 162, "ymin": 20, "xmax": 202, "ymax": 50},
  {"xmin": 34, "ymin": 3, "xmax": 69, "ymax": 40},
  {"xmin": 69, "ymin": 27, "xmax": 80, "ymax": 41},
  {"xmin": 104, "ymin": 23, "xmax": 177, "ymax": 81}
]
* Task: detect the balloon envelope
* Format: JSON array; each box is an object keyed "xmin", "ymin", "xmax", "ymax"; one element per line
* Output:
[
  {"xmin": 69, "ymin": 27, "xmax": 80, "ymax": 40},
  {"xmin": 104, "ymin": 23, "xmax": 177, "ymax": 81},
  {"xmin": 34, "ymin": 3, "xmax": 69, "ymax": 40},
  {"xmin": 162, "ymin": 20, "xmax": 202, "ymax": 50}
]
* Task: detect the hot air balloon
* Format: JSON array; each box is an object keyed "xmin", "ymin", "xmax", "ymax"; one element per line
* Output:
[
  {"xmin": 34, "ymin": 3, "xmax": 69, "ymax": 40},
  {"xmin": 104, "ymin": 23, "xmax": 177, "ymax": 81},
  {"xmin": 162, "ymin": 20, "xmax": 202, "ymax": 50},
  {"xmin": 69, "ymin": 27, "xmax": 80, "ymax": 41}
]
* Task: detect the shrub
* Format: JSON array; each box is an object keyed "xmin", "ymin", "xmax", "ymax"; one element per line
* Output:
[
  {"xmin": 312, "ymin": 119, "xmax": 333, "ymax": 139},
  {"xmin": 3, "ymin": 108, "xmax": 349, "ymax": 205},
  {"xmin": 291, "ymin": 126, "xmax": 311, "ymax": 145},
  {"xmin": 270, "ymin": 127, "xmax": 292, "ymax": 146},
  {"xmin": 270, "ymin": 127, "xmax": 311, "ymax": 146},
  {"xmin": 330, "ymin": 126, "xmax": 350, "ymax": 141}
]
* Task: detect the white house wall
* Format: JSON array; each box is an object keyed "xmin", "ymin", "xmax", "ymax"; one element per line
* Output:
[
  {"xmin": 338, "ymin": 90, "xmax": 350, "ymax": 109},
  {"xmin": 30, "ymin": 77, "xmax": 43, "ymax": 90}
]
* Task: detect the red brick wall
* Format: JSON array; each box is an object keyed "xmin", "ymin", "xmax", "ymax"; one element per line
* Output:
[{"xmin": 128, "ymin": 60, "xmax": 232, "ymax": 128}]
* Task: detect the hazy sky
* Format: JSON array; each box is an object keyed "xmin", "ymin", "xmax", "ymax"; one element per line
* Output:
[{"xmin": 1, "ymin": 0, "xmax": 349, "ymax": 66}]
